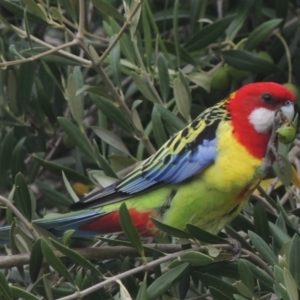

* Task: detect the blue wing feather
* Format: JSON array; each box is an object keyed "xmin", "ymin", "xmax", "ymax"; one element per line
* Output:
[{"xmin": 117, "ymin": 135, "xmax": 218, "ymax": 193}]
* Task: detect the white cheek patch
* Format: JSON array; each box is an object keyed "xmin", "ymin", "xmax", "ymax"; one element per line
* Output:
[{"xmin": 248, "ymin": 108, "xmax": 275, "ymax": 133}]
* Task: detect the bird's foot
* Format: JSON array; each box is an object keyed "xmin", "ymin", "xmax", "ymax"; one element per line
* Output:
[{"xmin": 225, "ymin": 238, "xmax": 242, "ymax": 261}]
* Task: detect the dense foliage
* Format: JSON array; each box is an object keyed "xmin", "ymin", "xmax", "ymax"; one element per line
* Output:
[{"xmin": 0, "ymin": 0, "xmax": 300, "ymax": 299}]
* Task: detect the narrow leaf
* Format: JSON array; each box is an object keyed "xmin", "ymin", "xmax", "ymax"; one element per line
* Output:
[
  {"xmin": 186, "ymin": 224, "xmax": 229, "ymax": 244},
  {"xmin": 154, "ymin": 104, "xmax": 186, "ymax": 131},
  {"xmin": 29, "ymin": 239, "xmax": 43, "ymax": 283},
  {"xmin": 66, "ymin": 73, "xmax": 83, "ymax": 126},
  {"xmin": 50, "ymin": 238, "xmax": 102, "ymax": 277},
  {"xmin": 131, "ymin": 72, "xmax": 159, "ymax": 103},
  {"xmin": 248, "ymin": 231, "xmax": 278, "ymax": 266},
  {"xmin": 185, "ymin": 16, "xmax": 235, "ymax": 50},
  {"xmin": 222, "ymin": 50, "xmax": 280, "ymax": 74},
  {"xmin": 157, "ymin": 54, "xmax": 170, "ymax": 102},
  {"xmin": 58, "ymin": 117, "xmax": 95, "ymax": 161},
  {"xmin": 119, "ymin": 203, "xmax": 144, "ymax": 256},
  {"xmin": 0, "ymin": 271, "xmax": 13, "ymax": 300},
  {"xmin": 244, "ymin": 19, "xmax": 283, "ymax": 51},
  {"xmin": 92, "ymin": 127, "xmax": 131, "ymax": 156},
  {"xmin": 14, "ymin": 173, "xmax": 32, "ymax": 220},
  {"xmin": 151, "ymin": 218, "xmax": 191, "ymax": 239},
  {"xmin": 181, "ymin": 251, "xmax": 214, "ymax": 266},
  {"xmin": 147, "ymin": 263, "xmax": 189, "ymax": 300},
  {"xmin": 32, "ymin": 155, "xmax": 91, "ymax": 184},
  {"xmin": 41, "ymin": 238, "xmax": 75, "ymax": 285},
  {"xmin": 284, "ymin": 268, "xmax": 298, "ymax": 300}
]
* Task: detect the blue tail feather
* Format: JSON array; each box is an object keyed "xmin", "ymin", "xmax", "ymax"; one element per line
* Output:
[{"xmin": 0, "ymin": 210, "xmax": 106, "ymax": 244}]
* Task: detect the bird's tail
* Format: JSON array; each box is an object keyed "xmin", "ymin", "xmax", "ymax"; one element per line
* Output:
[{"xmin": 0, "ymin": 210, "xmax": 108, "ymax": 245}]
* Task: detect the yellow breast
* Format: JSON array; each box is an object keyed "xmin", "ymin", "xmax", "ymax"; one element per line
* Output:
[{"xmin": 202, "ymin": 121, "xmax": 264, "ymax": 193}]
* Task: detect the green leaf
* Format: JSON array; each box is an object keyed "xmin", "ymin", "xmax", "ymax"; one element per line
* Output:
[
  {"xmin": 273, "ymin": 154, "xmax": 293, "ymax": 187},
  {"xmin": 22, "ymin": 0, "xmax": 48, "ymax": 21},
  {"xmin": 234, "ymin": 281, "xmax": 253, "ymax": 299},
  {"xmin": 29, "ymin": 239, "xmax": 43, "ymax": 283},
  {"xmin": 269, "ymin": 222, "xmax": 291, "ymax": 248},
  {"xmin": 14, "ymin": 173, "xmax": 32, "ymax": 220},
  {"xmin": 275, "ymin": 265, "xmax": 290, "ymax": 300},
  {"xmin": 196, "ymin": 273, "xmax": 238, "ymax": 298},
  {"xmin": 147, "ymin": 263, "xmax": 189, "ymax": 300},
  {"xmin": 248, "ymin": 230, "xmax": 278, "ymax": 266},
  {"xmin": 284, "ymin": 268, "xmax": 298, "ymax": 300},
  {"xmin": 66, "ymin": 73, "xmax": 83, "ymax": 127},
  {"xmin": 92, "ymin": 127, "xmax": 131, "ymax": 156},
  {"xmin": 181, "ymin": 251, "xmax": 214, "ymax": 266},
  {"xmin": 244, "ymin": 19, "xmax": 283, "ymax": 51},
  {"xmin": 109, "ymin": 35, "xmax": 121, "ymax": 88},
  {"xmin": 186, "ymin": 72, "xmax": 211, "ymax": 93},
  {"xmin": 152, "ymin": 106, "xmax": 168, "ymax": 148},
  {"xmin": 287, "ymin": 234, "xmax": 300, "ymax": 287},
  {"xmin": 43, "ymin": 275, "xmax": 53, "ymax": 300},
  {"xmin": 7, "ymin": 70, "xmax": 18, "ymax": 114},
  {"xmin": 10, "ymin": 286, "xmax": 40, "ymax": 300},
  {"xmin": 185, "ymin": 16, "xmax": 235, "ymax": 50},
  {"xmin": 119, "ymin": 203, "xmax": 144, "ymax": 257},
  {"xmin": 11, "ymin": 137, "xmax": 26, "ymax": 178},
  {"xmin": 154, "ymin": 104, "xmax": 186, "ymax": 131},
  {"xmin": 50, "ymin": 238, "xmax": 102, "ymax": 277},
  {"xmin": 0, "ymin": 0, "xmax": 47, "ymax": 24},
  {"xmin": 58, "ymin": 117, "xmax": 95, "ymax": 161},
  {"xmin": 174, "ymin": 72, "xmax": 191, "ymax": 122},
  {"xmin": 238, "ymin": 259, "xmax": 255, "ymax": 294},
  {"xmin": 92, "ymin": 0, "xmax": 124, "ymax": 20},
  {"xmin": 0, "ymin": 270, "xmax": 13, "ymax": 300},
  {"xmin": 226, "ymin": 0, "xmax": 253, "ymax": 40},
  {"xmin": 17, "ymin": 62, "xmax": 34, "ymax": 115},
  {"xmin": 157, "ymin": 53, "xmax": 170, "ymax": 102},
  {"xmin": 136, "ymin": 278, "xmax": 148, "ymax": 300},
  {"xmin": 89, "ymin": 92, "xmax": 133, "ymax": 135},
  {"xmin": 32, "ymin": 155, "xmax": 91, "ymax": 184},
  {"xmin": 243, "ymin": 259, "xmax": 274, "ymax": 288},
  {"xmin": 186, "ymin": 224, "xmax": 229, "ymax": 244},
  {"xmin": 222, "ymin": 50, "xmax": 280, "ymax": 74},
  {"xmin": 151, "ymin": 218, "xmax": 191, "ymax": 239},
  {"xmin": 131, "ymin": 72, "xmax": 159, "ymax": 103},
  {"xmin": 62, "ymin": 172, "xmax": 79, "ymax": 204},
  {"xmin": 92, "ymin": 140, "xmax": 118, "ymax": 178},
  {"xmin": 210, "ymin": 287, "xmax": 232, "ymax": 300},
  {"xmin": 253, "ymin": 202, "xmax": 269, "ymax": 243},
  {"xmin": 41, "ymin": 238, "xmax": 75, "ymax": 285},
  {"xmin": 0, "ymin": 129, "xmax": 15, "ymax": 192}
]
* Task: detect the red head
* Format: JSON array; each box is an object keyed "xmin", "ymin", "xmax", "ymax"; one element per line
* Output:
[{"xmin": 227, "ymin": 82, "xmax": 295, "ymax": 159}]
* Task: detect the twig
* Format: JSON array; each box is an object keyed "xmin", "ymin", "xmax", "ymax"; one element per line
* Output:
[
  {"xmin": 241, "ymin": 248, "xmax": 274, "ymax": 278},
  {"xmin": 0, "ymin": 196, "xmax": 39, "ymax": 240},
  {"xmin": 0, "ymin": 25, "xmax": 91, "ymax": 67},
  {"xmin": 275, "ymin": 32, "xmax": 292, "ymax": 83},
  {"xmin": 56, "ymin": 247, "xmax": 203, "ymax": 300},
  {"xmin": 0, "ymin": 40, "xmax": 78, "ymax": 68},
  {"xmin": 98, "ymin": 1, "xmax": 142, "ymax": 64}
]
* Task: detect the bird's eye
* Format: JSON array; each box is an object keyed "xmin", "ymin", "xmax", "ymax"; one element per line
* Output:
[
  {"xmin": 261, "ymin": 93, "xmax": 276, "ymax": 105},
  {"xmin": 284, "ymin": 100, "xmax": 292, "ymax": 106}
]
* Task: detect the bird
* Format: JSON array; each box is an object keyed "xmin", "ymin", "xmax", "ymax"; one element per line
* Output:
[{"xmin": 0, "ymin": 82, "xmax": 296, "ymax": 241}]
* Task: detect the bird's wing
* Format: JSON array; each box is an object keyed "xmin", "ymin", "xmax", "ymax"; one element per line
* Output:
[
  {"xmin": 71, "ymin": 115, "xmax": 224, "ymax": 210},
  {"xmin": 117, "ymin": 118, "xmax": 219, "ymax": 193}
]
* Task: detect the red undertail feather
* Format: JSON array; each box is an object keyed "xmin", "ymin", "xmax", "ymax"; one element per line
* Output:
[{"xmin": 79, "ymin": 209, "xmax": 155, "ymax": 237}]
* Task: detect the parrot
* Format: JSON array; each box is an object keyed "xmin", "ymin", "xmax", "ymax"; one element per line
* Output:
[{"xmin": 0, "ymin": 82, "xmax": 296, "ymax": 242}]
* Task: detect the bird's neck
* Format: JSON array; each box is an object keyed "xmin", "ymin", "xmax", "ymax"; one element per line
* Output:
[{"xmin": 230, "ymin": 118, "xmax": 272, "ymax": 159}]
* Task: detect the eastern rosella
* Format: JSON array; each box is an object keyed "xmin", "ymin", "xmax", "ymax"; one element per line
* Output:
[{"xmin": 0, "ymin": 82, "xmax": 296, "ymax": 240}]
